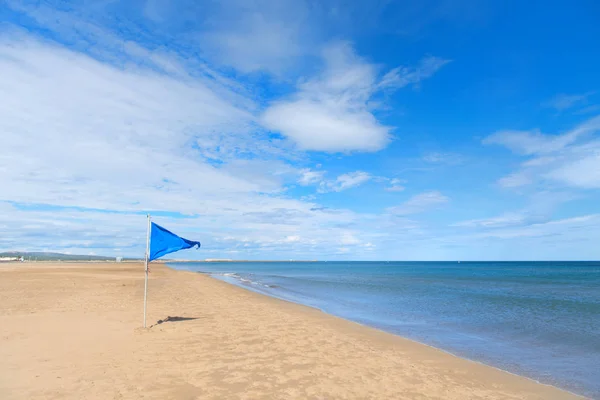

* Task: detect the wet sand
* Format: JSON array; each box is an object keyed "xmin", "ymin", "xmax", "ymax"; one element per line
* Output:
[{"xmin": 0, "ymin": 262, "xmax": 582, "ymax": 399}]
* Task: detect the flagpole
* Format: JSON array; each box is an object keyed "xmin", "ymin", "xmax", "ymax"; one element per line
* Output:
[{"xmin": 143, "ymin": 214, "xmax": 151, "ymax": 328}]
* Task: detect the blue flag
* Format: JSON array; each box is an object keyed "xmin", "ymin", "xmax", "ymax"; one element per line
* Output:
[{"xmin": 149, "ymin": 222, "xmax": 201, "ymax": 261}]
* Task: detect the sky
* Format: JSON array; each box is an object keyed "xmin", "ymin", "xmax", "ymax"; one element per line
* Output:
[{"xmin": 1, "ymin": 0, "xmax": 599, "ymax": 261}]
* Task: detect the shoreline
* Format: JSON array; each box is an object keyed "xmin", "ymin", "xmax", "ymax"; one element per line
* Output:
[
  {"xmin": 1, "ymin": 262, "xmax": 584, "ymax": 399},
  {"xmin": 186, "ymin": 266, "xmax": 585, "ymax": 399}
]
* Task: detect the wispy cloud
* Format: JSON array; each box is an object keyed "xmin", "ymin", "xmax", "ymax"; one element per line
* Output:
[
  {"xmin": 385, "ymin": 178, "xmax": 406, "ymax": 192},
  {"xmin": 421, "ymin": 151, "xmax": 463, "ymax": 165},
  {"xmin": 262, "ymin": 42, "xmax": 391, "ymax": 152},
  {"xmin": 470, "ymin": 213, "xmax": 600, "ymax": 241},
  {"xmin": 453, "ymin": 212, "xmax": 534, "ymax": 229},
  {"xmin": 262, "ymin": 42, "xmax": 448, "ymax": 152},
  {"xmin": 437, "ymin": 212, "xmax": 600, "ymax": 261},
  {"xmin": 0, "ymin": 200, "xmax": 382, "ymax": 259},
  {"xmin": 0, "ymin": 35, "xmax": 268, "ymax": 207},
  {"xmin": 453, "ymin": 192, "xmax": 573, "ymax": 229},
  {"xmin": 318, "ymin": 171, "xmax": 372, "ymax": 193},
  {"xmin": 497, "ymin": 172, "xmax": 533, "ymax": 188},
  {"xmin": 483, "ymin": 125, "xmax": 587, "ymax": 156},
  {"xmin": 0, "ymin": 3, "xmax": 454, "ymax": 259},
  {"xmin": 575, "ymin": 104, "xmax": 600, "ymax": 115},
  {"xmin": 195, "ymin": 0, "xmax": 313, "ymax": 75},
  {"xmin": 379, "ymin": 56, "xmax": 451, "ymax": 91},
  {"xmin": 388, "ymin": 191, "xmax": 449, "ymax": 215},
  {"xmin": 4, "ymin": 0, "xmax": 598, "ymax": 261},
  {"xmin": 543, "ymin": 92, "xmax": 595, "ymax": 112},
  {"xmin": 297, "ymin": 168, "xmax": 326, "ymax": 186},
  {"xmin": 0, "ymin": 33, "xmax": 385, "ymax": 259},
  {"xmin": 546, "ymin": 151, "xmax": 600, "ymax": 189},
  {"xmin": 484, "ymin": 115, "xmax": 600, "ymax": 189}
]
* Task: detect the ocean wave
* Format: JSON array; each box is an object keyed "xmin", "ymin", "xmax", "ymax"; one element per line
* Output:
[{"xmin": 214, "ymin": 272, "xmax": 276, "ymax": 289}]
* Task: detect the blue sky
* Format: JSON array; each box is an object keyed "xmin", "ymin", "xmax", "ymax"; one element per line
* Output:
[{"xmin": 1, "ymin": 0, "xmax": 599, "ymax": 260}]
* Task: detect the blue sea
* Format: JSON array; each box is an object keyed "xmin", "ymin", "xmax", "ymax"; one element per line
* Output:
[{"xmin": 171, "ymin": 261, "xmax": 600, "ymax": 398}]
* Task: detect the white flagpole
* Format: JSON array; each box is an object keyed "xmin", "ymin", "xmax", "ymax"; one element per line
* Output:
[{"xmin": 143, "ymin": 214, "xmax": 151, "ymax": 328}]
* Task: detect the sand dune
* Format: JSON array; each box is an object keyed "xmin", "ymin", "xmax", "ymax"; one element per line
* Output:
[{"xmin": 0, "ymin": 262, "xmax": 581, "ymax": 399}]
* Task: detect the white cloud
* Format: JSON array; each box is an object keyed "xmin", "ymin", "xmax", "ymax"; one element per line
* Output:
[
  {"xmin": 379, "ymin": 56, "xmax": 451, "ymax": 90},
  {"xmin": 8, "ymin": 0, "xmax": 311, "ymax": 77},
  {"xmin": 575, "ymin": 104, "xmax": 600, "ymax": 115},
  {"xmin": 386, "ymin": 186, "xmax": 406, "ymax": 192},
  {"xmin": 0, "ymin": 35, "xmax": 273, "ymax": 211},
  {"xmin": 484, "ymin": 115, "xmax": 600, "ymax": 189},
  {"xmin": 453, "ymin": 209, "xmax": 555, "ymax": 229},
  {"xmin": 262, "ymin": 43, "xmax": 448, "ymax": 152},
  {"xmin": 453, "ymin": 213, "xmax": 531, "ymax": 229},
  {"xmin": 498, "ymin": 172, "xmax": 532, "ymax": 188},
  {"xmin": 473, "ymin": 214, "xmax": 600, "ymax": 240},
  {"xmin": 434, "ymin": 212, "xmax": 600, "ymax": 261},
  {"xmin": 298, "ymin": 169, "xmax": 326, "ymax": 186},
  {"xmin": 422, "ymin": 151, "xmax": 462, "ymax": 165},
  {"xmin": 0, "ymin": 200, "xmax": 377, "ymax": 259},
  {"xmin": 484, "ymin": 128, "xmax": 582, "ymax": 155},
  {"xmin": 14, "ymin": 1, "xmax": 449, "ymax": 155},
  {"xmin": 522, "ymin": 156, "xmax": 558, "ymax": 167},
  {"xmin": 192, "ymin": 2, "xmax": 452, "ymax": 78},
  {"xmin": 453, "ymin": 191, "xmax": 575, "ymax": 232},
  {"xmin": 0, "ymin": 9, "xmax": 456, "ymax": 260},
  {"xmin": 263, "ymin": 99, "xmax": 390, "ymax": 152},
  {"xmin": 547, "ymin": 152, "xmax": 600, "ymax": 189},
  {"xmin": 318, "ymin": 171, "xmax": 371, "ymax": 193},
  {"xmin": 385, "ymin": 178, "xmax": 406, "ymax": 192},
  {"xmin": 283, "ymin": 235, "xmax": 301, "ymax": 243},
  {"xmin": 543, "ymin": 92, "xmax": 595, "ymax": 112},
  {"xmin": 388, "ymin": 191, "xmax": 449, "ymax": 215},
  {"xmin": 0, "ymin": 33, "xmax": 390, "ymax": 260},
  {"xmin": 340, "ymin": 232, "xmax": 361, "ymax": 245},
  {"xmin": 262, "ymin": 42, "xmax": 389, "ymax": 152},
  {"xmin": 141, "ymin": 0, "xmax": 318, "ymax": 76},
  {"xmin": 332, "ymin": 171, "xmax": 372, "ymax": 191},
  {"xmin": 198, "ymin": 1, "xmax": 310, "ymax": 75},
  {"xmin": 3, "ymin": 3, "xmax": 599, "ymax": 262}
]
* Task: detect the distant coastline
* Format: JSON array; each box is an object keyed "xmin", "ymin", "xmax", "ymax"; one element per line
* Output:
[
  {"xmin": 0, "ymin": 252, "xmax": 319, "ymax": 263},
  {"xmin": 170, "ymin": 259, "xmax": 319, "ymax": 263},
  {"xmin": 2, "ymin": 252, "xmax": 596, "ymax": 263}
]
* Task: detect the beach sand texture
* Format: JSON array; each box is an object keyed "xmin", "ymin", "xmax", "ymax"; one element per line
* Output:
[{"xmin": 0, "ymin": 262, "xmax": 582, "ymax": 399}]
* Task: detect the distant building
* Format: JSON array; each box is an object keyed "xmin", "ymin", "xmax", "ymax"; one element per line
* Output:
[{"xmin": 115, "ymin": 257, "xmax": 123, "ymax": 262}]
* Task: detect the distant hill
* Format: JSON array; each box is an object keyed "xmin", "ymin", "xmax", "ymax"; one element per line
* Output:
[{"xmin": 0, "ymin": 251, "xmax": 140, "ymax": 261}]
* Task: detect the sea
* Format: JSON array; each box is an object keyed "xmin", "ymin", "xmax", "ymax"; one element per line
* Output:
[{"xmin": 170, "ymin": 261, "xmax": 600, "ymax": 398}]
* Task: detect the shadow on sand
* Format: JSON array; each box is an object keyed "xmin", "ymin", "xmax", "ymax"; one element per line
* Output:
[{"xmin": 151, "ymin": 316, "xmax": 199, "ymax": 328}]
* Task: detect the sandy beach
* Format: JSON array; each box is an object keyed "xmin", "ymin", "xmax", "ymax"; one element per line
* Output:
[{"xmin": 0, "ymin": 262, "xmax": 582, "ymax": 399}]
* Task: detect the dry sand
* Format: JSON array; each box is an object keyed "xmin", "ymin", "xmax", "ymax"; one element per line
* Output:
[{"xmin": 0, "ymin": 262, "xmax": 582, "ymax": 399}]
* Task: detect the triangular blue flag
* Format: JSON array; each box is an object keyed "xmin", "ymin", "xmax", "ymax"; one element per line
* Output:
[{"xmin": 149, "ymin": 222, "xmax": 201, "ymax": 261}]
